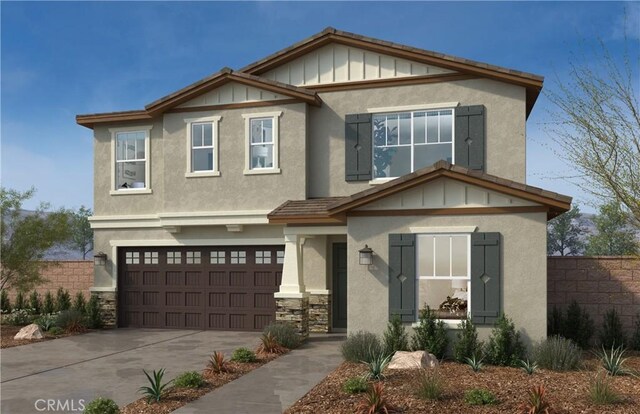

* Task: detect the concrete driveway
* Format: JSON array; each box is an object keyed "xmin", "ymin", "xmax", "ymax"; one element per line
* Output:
[{"xmin": 1, "ymin": 329, "xmax": 261, "ymax": 414}]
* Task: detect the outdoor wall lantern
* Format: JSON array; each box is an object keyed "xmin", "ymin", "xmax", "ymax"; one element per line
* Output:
[
  {"xmin": 94, "ymin": 252, "xmax": 108, "ymax": 266},
  {"xmin": 358, "ymin": 245, "xmax": 374, "ymax": 265}
]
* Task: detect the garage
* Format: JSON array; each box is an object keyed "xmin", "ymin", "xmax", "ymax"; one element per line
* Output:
[{"xmin": 118, "ymin": 246, "xmax": 284, "ymax": 331}]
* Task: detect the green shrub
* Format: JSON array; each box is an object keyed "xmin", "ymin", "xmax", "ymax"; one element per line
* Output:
[
  {"xmin": 173, "ymin": 371, "xmax": 204, "ymax": 388},
  {"xmin": 263, "ymin": 322, "xmax": 300, "ymax": 349},
  {"xmin": 48, "ymin": 326, "xmax": 64, "ymax": 335},
  {"xmin": 383, "ymin": 314, "xmax": 409, "ymax": 356},
  {"xmin": 411, "ymin": 306, "xmax": 448, "ymax": 359},
  {"xmin": 632, "ymin": 313, "xmax": 640, "ymax": 351},
  {"xmin": 56, "ymin": 309, "xmax": 87, "ymax": 332},
  {"xmin": 139, "ymin": 368, "xmax": 171, "ymax": 403},
  {"xmin": 484, "ymin": 314, "xmax": 525, "ymax": 367},
  {"xmin": 29, "ymin": 291, "xmax": 42, "ymax": 315},
  {"xmin": 343, "ymin": 376, "xmax": 368, "ymax": 394},
  {"xmin": 341, "ymin": 331, "xmax": 382, "ymax": 363},
  {"xmin": 0, "ymin": 289, "xmax": 11, "ymax": 313},
  {"xmin": 598, "ymin": 345, "xmax": 628, "ymax": 376},
  {"xmin": 55, "ymin": 288, "xmax": 71, "ymax": 312},
  {"xmin": 231, "ymin": 347, "xmax": 257, "ymax": 363},
  {"xmin": 416, "ymin": 369, "xmax": 444, "ymax": 401},
  {"xmin": 533, "ymin": 336, "xmax": 582, "ymax": 371},
  {"xmin": 547, "ymin": 305, "xmax": 564, "ymax": 337},
  {"xmin": 85, "ymin": 295, "xmax": 103, "ymax": 329},
  {"xmin": 14, "ymin": 291, "xmax": 26, "ymax": 310},
  {"xmin": 73, "ymin": 293, "xmax": 87, "ymax": 314},
  {"xmin": 43, "ymin": 291, "xmax": 56, "ymax": 315},
  {"xmin": 564, "ymin": 301, "xmax": 594, "ymax": 349},
  {"xmin": 588, "ymin": 372, "xmax": 621, "ymax": 405},
  {"xmin": 83, "ymin": 397, "xmax": 120, "ymax": 414},
  {"xmin": 454, "ymin": 318, "xmax": 483, "ymax": 363},
  {"xmin": 464, "ymin": 388, "xmax": 498, "ymax": 405},
  {"xmin": 7, "ymin": 309, "xmax": 34, "ymax": 325},
  {"xmin": 363, "ymin": 351, "xmax": 392, "ymax": 381},
  {"xmin": 35, "ymin": 314, "xmax": 57, "ymax": 331},
  {"xmin": 599, "ymin": 308, "xmax": 626, "ymax": 348}
]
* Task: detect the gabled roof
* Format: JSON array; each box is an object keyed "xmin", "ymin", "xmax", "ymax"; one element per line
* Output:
[
  {"xmin": 76, "ymin": 68, "xmax": 321, "ymax": 129},
  {"xmin": 240, "ymin": 27, "xmax": 544, "ymax": 116},
  {"xmin": 268, "ymin": 161, "xmax": 572, "ymax": 224}
]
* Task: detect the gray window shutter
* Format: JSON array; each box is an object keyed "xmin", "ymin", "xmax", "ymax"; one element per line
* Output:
[
  {"xmin": 345, "ymin": 113, "xmax": 372, "ymax": 181},
  {"xmin": 455, "ymin": 105, "xmax": 485, "ymax": 171},
  {"xmin": 388, "ymin": 234, "xmax": 416, "ymax": 322},
  {"xmin": 470, "ymin": 232, "xmax": 501, "ymax": 325}
]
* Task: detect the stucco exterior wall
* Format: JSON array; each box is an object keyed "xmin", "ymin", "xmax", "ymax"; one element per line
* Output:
[
  {"xmin": 308, "ymin": 78, "xmax": 527, "ymax": 198},
  {"xmin": 346, "ymin": 212, "xmax": 547, "ymax": 347},
  {"xmin": 302, "ymin": 236, "xmax": 329, "ymax": 292}
]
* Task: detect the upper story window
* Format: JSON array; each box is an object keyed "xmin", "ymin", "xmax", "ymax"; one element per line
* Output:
[
  {"xmin": 185, "ymin": 116, "xmax": 221, "ymax": 178},
  {"xmin": 110, "ymin": 126, "xmax": 152, "ymax": 195},
  {"xmin": 242, "ymin": 111, "xmax": 282, "ymax": 175},
  {"xmin": 373, "ymin": 109, "xmax": 453, "ymax": 179}
]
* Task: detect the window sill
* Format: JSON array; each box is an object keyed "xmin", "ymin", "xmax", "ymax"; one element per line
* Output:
[
  {"xmin": 110, "ymin": 189, "xmax": 153, "ymax": 196},
  {"xmin": 412, "ymin": 320, "xmax": 464, "ymax": 330},
  {"xmin": 185, "ymin": 171, "xmax": 221, "ymax": 178},
  {"xmin": 369, "ymin": 178, "xmax": 395, "ymax": 185},
  {"xmin": 243, "ymin": 168, "xmax": 281, "ymax": 176}
]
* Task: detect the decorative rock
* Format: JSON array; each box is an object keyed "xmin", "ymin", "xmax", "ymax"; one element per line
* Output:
[
  {"xmin": 14, "ymin": 324, "xmax": 44, "ymax": 340},
  {"xmin": 388, "ymin": 351, "xmax": 439, "ymax": 370}
]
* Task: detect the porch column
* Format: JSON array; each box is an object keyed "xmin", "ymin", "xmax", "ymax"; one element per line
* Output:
[{"xmin": 274, "ymin": 234, "xmax": 309, "ymax": 340}]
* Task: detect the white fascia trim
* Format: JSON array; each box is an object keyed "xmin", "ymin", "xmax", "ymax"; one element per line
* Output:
[
  {"xmin": 409, "ymin": 226, "xmax": 477, "ymax": 234},
  {"xmin": 89, "ymin": 210, "xmax": 273, "ymax": 229},
  {"xmin": 366, "ymin": 102, "xmax": 459, "ymax": 114},
  {"xmin": 109, "ymin": 238, "xmax": 285, "ymax": 247},
  {"xmin": 183, "ymin": 115, "xmax": 222, "ymax": 124},
  {"xmin": 241, "ymin": 111, "xmax": 283, "ymax": 119},
  {"xmin": 283, "ymin": 226, "xmax": 348, "ymax": 235}
]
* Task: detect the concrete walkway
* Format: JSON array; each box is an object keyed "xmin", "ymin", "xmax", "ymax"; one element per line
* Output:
[
  {"xmin": 1, "ymin": 329, "xmax": 261, "ymax": 414},
  {"xmin": 175, "ymin": 334, "xmax": 345, "ymax": 414}
]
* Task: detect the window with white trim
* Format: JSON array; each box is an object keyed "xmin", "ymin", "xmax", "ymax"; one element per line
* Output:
[
  {"xmin": 111, "ymin": 126, "xmax": 152, "ymax": 192},
  {"xmin": 416, "ymin": 234, "xmax": 470, "ymax": 320},
  {"xmin": 255, "ymin": 251, "xmax": 271, "ymax": 264},
  {"xmin": 185, "ymin": 116, "xmax": 221, "ymax": 177},
  {"xmin": 243, "ymin": 112, "xmax": 281, "ymax": 174},
  {"xmin": 144, "ymin": 251, "xmax": 159, "ymax": 264},
  {"xmin": 276, "ymin": 250, "xmax": 285, "ymax": 264},
  {"xmin": 230, "ymin": 251, "xmax": 246, "ymax": 264},
  {"xmin": 167, "ymin": 251, "xmax": 181, "ymax": 264},
  {"xmin": 186, "ymin": 251, "xmax": 201, "ymax": 264},
  {"xmin": 373, "ymin": 109, "xmax": 453, "ymax": 178},
  {"xmin": 210, "ymin": 251, "xmax": 225, "ymax": 264},
  {"xmin": 125, "ymin": 251, "xmax": 140, "ymax": 264}
]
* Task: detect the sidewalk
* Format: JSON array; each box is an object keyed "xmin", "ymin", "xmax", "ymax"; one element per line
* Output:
[{"xmin": 174, "ymin": 334, "xmax": 345, "ymax": 414}]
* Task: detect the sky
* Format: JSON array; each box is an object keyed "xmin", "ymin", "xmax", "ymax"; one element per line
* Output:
[{"xmin": 2, "ymin": 1, "xmax": 638, "ymax": 212}]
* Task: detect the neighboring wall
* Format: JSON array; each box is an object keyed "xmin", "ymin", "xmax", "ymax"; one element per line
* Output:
[
  {"xmin": 548, "ymin": 256, "xmax": 640, "ymax": 332},
  {"xmin": 6, "ymin": 261, "xmax": 93, "ymax": 301}
]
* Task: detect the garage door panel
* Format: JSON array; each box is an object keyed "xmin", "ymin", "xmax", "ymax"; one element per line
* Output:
[{"xmin": 119, "ymin": 246, "xmax": 283, "ymax": 331}]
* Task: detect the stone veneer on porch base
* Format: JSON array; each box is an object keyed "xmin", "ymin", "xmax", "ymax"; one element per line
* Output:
[
  {"xmin": 92, "ymin": 291, "xmax": 117, "ymax": 327},
  {"xmin": 308, "ymin": 293, "xmax": 331, "ymax": 333},
  {"xmin": 275, "ymin": 297, "xmax": 309, "ymax": 340}
]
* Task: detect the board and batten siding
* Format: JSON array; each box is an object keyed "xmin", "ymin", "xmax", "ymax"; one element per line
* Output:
[
  {"xmin": 262, "ymin": 44, "xmax": 454, "ymax": 87},
  {"xmin": 177, "ymin": 81, "xmax": 290, "ymax": 108}
]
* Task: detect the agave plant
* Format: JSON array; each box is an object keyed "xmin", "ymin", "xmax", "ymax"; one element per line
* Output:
[
  {"xmin": 363, "ymin": 351, "xmax": 392, "ymax": 381},
  {"xmin": 206, "ymin": 351, "xmax": 229, "ymax": 374},
  {"xmin": 464, "ymin": 354, "xmax": 484, "ymax": 372},
  {"xmin": 598, "ymin": 345, "xmax": 628, "ymax": 376},
  {"xmin": 138, "ymin": 368, "xmax": 171, "ymax": 403},
  {"xmin": 355, "ymin": 382, "xmax": 395, "ymax": 414},
  {"xmin": 519, "ymin": 359, "xmax": 538, "ymax": 375},
  {"xmin": 519, "ymin": 385, "xmax": 551, "ymax": 414}
]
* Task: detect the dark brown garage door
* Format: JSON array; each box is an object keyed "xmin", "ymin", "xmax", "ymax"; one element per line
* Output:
[{"xmin": 118, "ymin": 246, "xmax": 283, "ymax": 331}]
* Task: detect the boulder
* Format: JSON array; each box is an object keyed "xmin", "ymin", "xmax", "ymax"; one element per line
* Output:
[
  {"xmin": 388, "ymin": 351, "xmax": 438, "ymax": 370},
  {"xmin": 14, "ymin": 324, "xmax": 44, "ymax": 340}
]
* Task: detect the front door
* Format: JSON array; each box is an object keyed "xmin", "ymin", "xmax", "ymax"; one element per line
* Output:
[{"xmin": 332, "ymin": 243, "xmax": 348, "ymax": 330}]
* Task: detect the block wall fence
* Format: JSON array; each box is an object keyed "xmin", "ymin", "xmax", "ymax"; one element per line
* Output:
[
  {"xmin": 6, "ymin": 261, "xmax": 93, "ymax": 301},
  {"xmin": 547, "ymin": 256, "xmax": 640, "ymax": 331}
]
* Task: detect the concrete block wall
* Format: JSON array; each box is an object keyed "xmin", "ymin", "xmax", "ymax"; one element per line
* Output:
[
  {"xmin": 548, "ymin": 256, "xmax": 640, "ymax": 331},
  {"xmin": 6, "ymin": 261, "xmax": 93, "ymax": 301}
]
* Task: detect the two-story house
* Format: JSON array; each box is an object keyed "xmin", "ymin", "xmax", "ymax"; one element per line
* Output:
[{"xmin": 77, "ymin": 28, "xmax": 571, "ymax": 345}]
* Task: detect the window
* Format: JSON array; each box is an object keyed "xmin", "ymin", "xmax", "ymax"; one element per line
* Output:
[
  {"xmin": 167, "ymin": 251, "xmax": 181, "ymax": 264},
  {"xmin": 186, "ymin": 251, "xmax": 201, "ymax": 264},
  {"xmin": 210, "ymin": 251, "xmax": 225, "ymax": 264},
  {"xmin": 373, "ymin": 109, "xmax": 453, "ymax": 178},
  {"xmin": 185, "ymin": 116, "xmax": 221, "ymax": 177},
  {"xmin": 125, "ymin": 252, "xmax": 140, "ymax": 264},
  {"xmin": 230, "ymin": 251, "xmax": 246, "ymax": 264},
  {"xmin": 242, "ymin": 111, "xmax": 282, "ymax": 175},
  {"xmin": 144, "ymin": 251, "xmax": 159, "ymax": 264},
  {"xmin": 276, "ymin": 250, "xmax": 285, "ymax": 264},
  {"xmin": 416, "ymin": 234, "xmax": 470, "ymax": 320},
  {"xmin": 110, "ymin": 126, "xmax": 152, "ymax": 193},
  {"xmin": 255, "ymin": 251, "xmax": 271, "ymax": 264}
]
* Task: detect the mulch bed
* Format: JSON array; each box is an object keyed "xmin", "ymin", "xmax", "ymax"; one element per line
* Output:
[
  {"xmin": 287, "ymin": 352, "xmax": 640, "ymax": 414},
  {"xmin": 121, "ymin": 354, "xmax": 280, "ymax": 414},
  {"xmin": 0, "ymin": 324, "xmax": 87, "ymax": 348}
]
